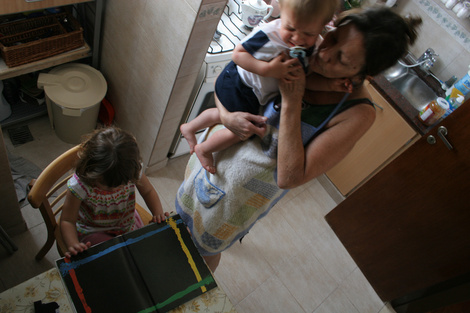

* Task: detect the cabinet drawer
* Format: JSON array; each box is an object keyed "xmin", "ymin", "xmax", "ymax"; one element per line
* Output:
[
  {"xmin": 325, "ymin": 82, "xmax": 418, "ymax": 196},
  {"xmin": 0, "ymin": 0, "xmax": 90, "ymax": 15}
]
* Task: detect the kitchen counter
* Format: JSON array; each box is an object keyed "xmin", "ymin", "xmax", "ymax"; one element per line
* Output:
[{"xmin": 369, "ymin": 58, "xmax": 446, "ymax": 136}]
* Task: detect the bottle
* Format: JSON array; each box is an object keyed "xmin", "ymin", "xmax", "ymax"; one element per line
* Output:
[
  {"xmin": 418, "ymin": 97, "xmax": 450, "ymax": 126},
  {"xmin": 443, "ymin": 94, "xmax": 465, "ymax": 118},
  {"xmin": 446, "ymin": 65, "xmax": 470, "ymax": 99}
]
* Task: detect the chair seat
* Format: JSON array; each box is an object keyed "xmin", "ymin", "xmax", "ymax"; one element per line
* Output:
[{"xmin": 136, "ymin": 203, "xmax": 153, "ymax": 225}]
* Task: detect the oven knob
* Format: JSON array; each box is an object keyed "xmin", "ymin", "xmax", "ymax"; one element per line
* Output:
[{"xmin": 213, "ymin": 65, "xmax": 223, "ymax": 75}]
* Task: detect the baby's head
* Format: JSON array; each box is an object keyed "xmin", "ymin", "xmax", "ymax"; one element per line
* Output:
[
  {"xmin": 278, "ymin": 0, "xmax": 338, "ymax": 49},
  {"xmin": 76, "ymin": 127, "xmax": 142, "ymax": 188}
]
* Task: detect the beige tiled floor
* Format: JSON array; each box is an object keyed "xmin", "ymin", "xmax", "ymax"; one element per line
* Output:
[{"xmin": 1, "ymin": 116, "xmax": 396, "ymax": 313}]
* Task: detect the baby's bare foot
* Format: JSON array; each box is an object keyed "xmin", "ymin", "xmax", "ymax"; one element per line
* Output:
[
  {"xmin": 195, "ymin": 144, "xmax": 216, "ymax": 174},
  {"xmin": 180, "ymin": 124, "xmax": 197, "ymax": 154}
]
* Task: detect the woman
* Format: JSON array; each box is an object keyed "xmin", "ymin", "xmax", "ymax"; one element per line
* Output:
[{"xmin": 176, "ymin": 7, "xmax": 422, "ymax": 272}]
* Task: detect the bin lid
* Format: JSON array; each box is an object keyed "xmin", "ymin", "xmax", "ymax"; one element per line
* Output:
[{"xmin": 38, "ymin": 63, "xmax": 107, "ymax": 110}]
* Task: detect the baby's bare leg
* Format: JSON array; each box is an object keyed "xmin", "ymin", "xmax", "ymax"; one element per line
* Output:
[
  {"xmin": 195, "ymin": 128, "xmax": 241, "ymax": 174},
  {"xmin": 180, "ymin": 108, "xmax": 221, "ymax": 154}
]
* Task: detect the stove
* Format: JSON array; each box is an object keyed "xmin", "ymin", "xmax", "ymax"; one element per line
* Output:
[{"xmin": 168, "ymin": 0, "xmax": 268, "ymax": 158}]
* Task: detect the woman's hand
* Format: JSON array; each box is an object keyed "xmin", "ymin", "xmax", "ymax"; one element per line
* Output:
[
  {"xmin": 278, "ymin": 69, "xmax": 306, "ymax": 106},
  {"xmin": 215, "ymin": 94, "xmax": 267, "ymax": 140},
  {"xmin": 219, "ymin": 110, "xmax": 267, "ymax": 140}
]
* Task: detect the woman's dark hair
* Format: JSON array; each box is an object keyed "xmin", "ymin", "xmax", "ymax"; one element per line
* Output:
[
  {"xmin": 75, "ymin": 127, "xmax": 142, "ymax": 188},
  {"xmin": 336, "ymin": 7, "xmax": 422, "ymax": 77}
]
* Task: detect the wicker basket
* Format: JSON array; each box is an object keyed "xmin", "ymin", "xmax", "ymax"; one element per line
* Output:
[{"xmin": 0, "ymin": 12, "xmax": 84, "ymax": 67}]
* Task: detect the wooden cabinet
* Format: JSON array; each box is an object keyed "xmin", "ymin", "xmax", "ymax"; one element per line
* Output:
[
  {"xmin": 325, "ymin": 81, "xmax": 419, "ymax": 196},
  {"xmin": 325, "ymin": 102, "xmax": 470, "ymax": 310}
]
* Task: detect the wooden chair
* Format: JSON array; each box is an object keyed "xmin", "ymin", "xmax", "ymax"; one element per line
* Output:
[{"xmin": 27, "ymin": 145, "xmax": 152, "ymax": 260}]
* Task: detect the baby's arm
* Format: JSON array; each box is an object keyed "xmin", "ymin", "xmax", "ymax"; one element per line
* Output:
[
  {"xmin": 137, "ymin": 173, "xmax": 168, "ymax": 223},
  {"xmin": 306, "ymin": 72, "xmax": 353, "ymax": 93},
  {"xmin": 60, "ymin": 190, "xmax": 91, "ymax": 258},
  {"xmin": 232, "ymin": 44, "xmax": 301, "ymax": 81}
]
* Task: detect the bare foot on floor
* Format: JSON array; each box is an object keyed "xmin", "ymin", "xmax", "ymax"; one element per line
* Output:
[
  {"xmin": 180, "ymin": 123, "xmax": 197, "ymax": 154},
  {"xmin": 194, "ymin": 144, "xmax": 216, "ymax": 174}
]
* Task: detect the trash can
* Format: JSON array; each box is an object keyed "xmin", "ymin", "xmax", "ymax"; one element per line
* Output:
[{"xmin": 37, "ymin": 63, "xmax": 107, "ymax": 144}]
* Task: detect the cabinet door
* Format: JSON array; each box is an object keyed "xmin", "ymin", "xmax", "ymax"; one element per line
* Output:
[
  {"xmin": 325, "ymin": 82, "xmax": 418, "ymax": 195},
  {"xmin": 0, "ymin": 0, "xmax": 90, "ymax": 15},
  {"xmin": 325, "ymin": 102, "xmax": 470, "ymax": 302}
]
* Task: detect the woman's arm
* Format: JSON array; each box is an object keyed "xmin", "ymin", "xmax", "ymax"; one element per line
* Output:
[
  {"xmin": 60, "ymin": 191, "xmax": 91, "ymax": 257},
  {"xmin": 136, "ymin": 173, "xmax": 168, "ymax": 223},
  {"xmin": 276, "ymin": 79, "xmax": 376, "ymax": 189}
]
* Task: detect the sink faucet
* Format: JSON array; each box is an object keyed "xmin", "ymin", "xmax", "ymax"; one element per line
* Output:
[{"xmin": 417, "ymin": 48, "xmax": 438, "ymax": 72}]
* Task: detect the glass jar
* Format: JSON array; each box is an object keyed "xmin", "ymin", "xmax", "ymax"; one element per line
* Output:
[
  {"xmin": 457, "ymin": 1, "xmax": 470, "ymax": 18},
  {"xmin": 446, "ymin": 0, "xmax": 459, "ymax": 9},
  {"xmin": 453, "ymin": 1, "xmax": 464, "ymax": 13},
  {"xmin": 419, "ymin": 98, "xmax": 450, "ymax": 126}
]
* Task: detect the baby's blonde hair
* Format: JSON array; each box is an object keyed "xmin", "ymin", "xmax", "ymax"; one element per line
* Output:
[{"xmin": 279, "ymin": 0, "xmax": 338, "ymax": 25}]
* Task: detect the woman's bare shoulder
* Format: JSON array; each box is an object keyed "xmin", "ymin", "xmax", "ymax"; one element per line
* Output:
[{"xmin": 327, "ymin": 85, "xmax": 376, "ymax": 133}]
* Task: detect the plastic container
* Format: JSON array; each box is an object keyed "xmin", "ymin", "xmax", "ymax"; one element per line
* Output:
[
  {"xmin": 446, "ymin": 65, "xmax": 470, "ymax": 99},
  {"xmin": 37, "ymin": 63, "xmax": 107, "ymax": 144},
  {"xmin": 419, "ymin": 97, "xmax": 449, "ymax": 126},
  {"xmin": 443, "ymin": 94, "xmax": 464, "ymax": 118},
  {"xmin": 0, "ymin": 80, "xmax": 12, "ymax": 122}
]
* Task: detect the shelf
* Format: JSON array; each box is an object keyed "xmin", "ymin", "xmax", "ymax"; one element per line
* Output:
[
  {"xmin": 0, "ymin": 43, "xmax": 91, "ymax": 80},
  {"xmin": 0, "ymin": 99, "xmax": 47, "ymax": 128},
  {"xmin": 0, "ymin": 0, "xmax": 92, "ymax": 15}
]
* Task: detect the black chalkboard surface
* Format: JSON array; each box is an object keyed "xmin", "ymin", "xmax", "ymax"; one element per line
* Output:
[{"xmin": 56, "ymin": 215, "xmax": 216, "ymax": 313}]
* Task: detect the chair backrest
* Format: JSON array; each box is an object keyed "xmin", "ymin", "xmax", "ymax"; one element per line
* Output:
[
  {"xmin": 28, "ymin": 145, "xmax": 153, "ymax": 260},
  {"xmin": 28, "ymin": 145, "xmax": 80, "ymax": 260}
]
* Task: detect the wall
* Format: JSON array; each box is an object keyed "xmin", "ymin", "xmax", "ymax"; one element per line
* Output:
[
  {"xmin": 99, "ymin": 0, "xmax": 226, "ymax": 171},
  {"xmin": 393, "ymin": 0, "xmax": 470, "ymax": 82}
]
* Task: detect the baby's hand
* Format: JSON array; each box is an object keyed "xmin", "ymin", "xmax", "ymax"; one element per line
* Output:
[
  {"xmin": 267, "ymin": 53, "xmax": 302, "ymax": 81},
  {"xmin": 329, "ymin": 78, "xmax": 353, "ymax": 93},
  {"xmin": 65, "ymin": 241, "xmax": 91, "ymax": 258},
  {"xmin": 151, "ymin": 211, "xmax": 170, "ymax": 224}
]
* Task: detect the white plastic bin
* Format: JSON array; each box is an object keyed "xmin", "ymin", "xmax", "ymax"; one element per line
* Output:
[{"xmin": 38, "ymin": 63, "xmax": 107, "ymax": 144}]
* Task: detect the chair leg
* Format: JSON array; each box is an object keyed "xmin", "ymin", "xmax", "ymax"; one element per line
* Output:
[{"xmin": 35, "ymin": 232, "xmax": 55, "ymax": 260}]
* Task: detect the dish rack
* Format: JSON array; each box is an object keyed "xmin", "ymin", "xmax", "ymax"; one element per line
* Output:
[{"xmin": 0, "ymin": 12, "xmax": 84, "ymax": 67}]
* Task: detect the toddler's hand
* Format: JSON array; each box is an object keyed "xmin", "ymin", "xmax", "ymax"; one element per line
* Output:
[
  {"xmin": 65, "ymin": 241, "xmax": 91, "ymax": 258},
  {"xmin": 268, "ymin": 53, "xmax": 301, "ymax": 81},
  {"xmin": 152, "ymin": 211, "xmax": 170, "ymax": 224}
]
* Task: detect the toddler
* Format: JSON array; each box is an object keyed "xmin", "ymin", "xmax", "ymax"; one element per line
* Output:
[
  {"xmin": 61, "ymin": 127, "xmax": 168, "ymax": 257},
  {"xmin": 180, "ymin": 0, "xmax": 346, "ymax": 174}
]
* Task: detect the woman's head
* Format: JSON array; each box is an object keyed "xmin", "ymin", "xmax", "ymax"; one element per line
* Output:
[
  {"xmin": 75, "ymin": 127, "xmax": 142, "ymax": 188},
  {"xmin": 279, "ymin": 0, "xmax": 338, "ymax": 49},
  {"xmin": 310, "ymin": 7, "xmax": 422, "ymax": 82}
]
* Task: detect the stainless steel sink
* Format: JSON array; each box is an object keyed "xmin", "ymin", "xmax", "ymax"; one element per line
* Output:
[{"xmin": 382, "ymin": 61, "xmax": 437, "ymax": 112}]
